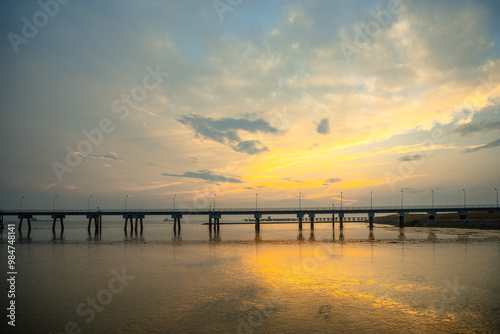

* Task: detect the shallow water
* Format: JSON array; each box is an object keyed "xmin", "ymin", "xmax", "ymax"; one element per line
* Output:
[{"xmin": 1, "ymin": 220, "xmax": 499, "ymax": 333}]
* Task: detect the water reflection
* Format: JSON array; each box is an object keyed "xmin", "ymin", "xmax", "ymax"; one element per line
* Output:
[
  {"xmin": 19, "ymin": 229, "xmax": 33, "ymax": 243},
  {"xmin": 51, "ymin": 230, "xmax": 64, "ymax": 243},
  {"xmin": 297, "ymin": 230, "xmax": 305, "ymax": 242},
  {"xmin": 124, "ymin": 230, "xmax": 145, "ymax": 243},
  {"xmin": 309, "ymin": 230, "xmax": 315, "ymax": 242},
  {"xmin": 398, "ymin": 228, "xmax": 406, "ymax": 241},
  {"xmin": 209, "ymin": 229, "xmax": 221, "ymax": 243},
  {"xmin": 368, "ymin": 228, "xmax": 375, "ymax": 241},
  {"xmin": 86, "ymin": 230, "xmax": 101, "ymax": 242}
]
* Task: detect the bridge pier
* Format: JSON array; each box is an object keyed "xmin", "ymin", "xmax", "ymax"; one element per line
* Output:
[
  {"xmin": 0, "ymin": 212, "xmax": 3, "ymax": 229},
  {"xmin": 86, "ymin": 214, "xmax": 100, "ymax": 234},
  {"xmin": 51, "ymin": 215, "xmax": 65, "ymax": 231},
  {"xmin": 459, "ymin": 210, "xmax": 468, "ymax": 220},
  {"xmin": 428, "ymin": 212, "xmax": 436, "ymax": 221},
  {"xmin": 399, "ymin": 212, "xmax": 405, "ymax": 228},
  {"xmin": 368, "ymin": 212, "xmax": 374, "ymax": 228},
  {"xmin": 309, "ymin": 213, "xmax": 315, "ymax": 230},
  {"xmin": 339, "ymin": 213, "xmax": 344, "ymax": 229},
  {"xmin": 172, "ymin": 214, "xmax": 182, "ymax": 233},
  {"xmin": 297, "ymin": 213, "xmax": 304, "ymax": 230},
  {"xmin": 332, "ymin": 212, "xmax": 335, "ymax": 229},
  {"xmin": 123, "ymin": 215, "xmax": 133, "ymax": 232},
  {"xmin": 18, "ymin": 214, "xmax": 33, "ymax": 231},
  {"xmin": 254, "ymin": 213, "xmax": 261, "ymax": 232}
]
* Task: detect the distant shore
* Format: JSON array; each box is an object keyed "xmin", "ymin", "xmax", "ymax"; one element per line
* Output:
[{"xmin": 374, "ymin": 211, "xmax": 500, "ymax": 230}]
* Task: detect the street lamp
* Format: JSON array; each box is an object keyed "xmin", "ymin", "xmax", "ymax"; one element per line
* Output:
[
  {"xmin": 88, "ymin": 195, "xmax": 93, "ymax": 211},
  {"xmin": 400, "ymin": 189, "xmax": 403, "ymax": 209},
  {"xmin": 173, "ymin": 194, "xmax": 176, "ymax": 211},
  {"xmin": 495, "ymin": 188, "xmax": 498, "ymax": 207},
  {"xmin": 341, "ymin": 192, "xmax": 343, "ymax": 210},
  {"xmin": 125, "ymin": 194, "xmax": 130, "ymax": 211},
  {"xmin": 256, "ymin": 193, "xmax": 258, "ymax": 211},
  {"xmin": 19, "ymin": 196, "xmax": 24, "ymax": 211},
  {"xmin": 299, "ymin": 192, "xmax": 301, "ymax": 210},
  {"xmin": 53, "ymin": 195, "xmax": 58, "ymax": 212},
  {"xmin": 463, "ymin": 189, "xmax": 466, "ymax": 208},
  {"xmin": 431, "ymin": 189, "xmax": 434, "ymax": 209},
  {"xmin": 370, "ymin": 191, "xmax": 373, "ymax": 210}
]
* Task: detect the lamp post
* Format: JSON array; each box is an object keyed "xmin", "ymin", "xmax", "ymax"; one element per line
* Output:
[
  {"xmin": 370, "ymin": 191, "xmax": 373, "ymax": 210},
  {"xmin": 173, "ymin": 194, "xmax": 176, "ymax": 211},
  {"xmin": 495, "ymin": 188, "xmax": 498, "ymax": 207},
  {"xmin": 213, "ymin": 194, "xmax": 216, "ymax": 212},
  {"xmin": 463, "ymin": 189, "xmax": 466, "ymax": 208},
  {"xmin": 125, "ymin": 194, "xmax": 129, "ymax": 211},
  {"xmin": 431, "ymin": 189, "xmax": 434, "ymax": 209},
  {"xmin": 255, "ymin": 193, "xmax": 258, "ymax": 211},
  {"xmin": 53, "ymin": 195, "xmax": 58, "ymax": 212},
  {"xmin": 19, "ymin": 196, "xmax": 24, "ymax": 212},
  {"xmin": 400, "ymin": 189, "xmax": 403, "ymax": 209},
  {"xmin": 299, "ymin": 192, "xmax": 301, "ymax": 211},
  {"xmin": 88, "ymin": 195, "xmax": 93, "ymax": 212},
  {"xmin": 341, "ymin": 192, "xmax": 343, "ymax": 210}
]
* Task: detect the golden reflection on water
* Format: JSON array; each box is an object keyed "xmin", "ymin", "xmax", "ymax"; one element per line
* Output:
[{"xmin": 243, "ymin": 242, "xmax": 474, "ymax": 332}]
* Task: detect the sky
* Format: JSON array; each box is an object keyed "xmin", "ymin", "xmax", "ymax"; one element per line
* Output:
[{"xmin": 0, "ymin": 0, "xmax": 499, "ymax": 211}]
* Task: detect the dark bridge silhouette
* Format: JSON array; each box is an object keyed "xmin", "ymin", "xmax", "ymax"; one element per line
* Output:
[{"xmin": 1, "ymin": 204, "xmax": 498, "ymax": 234}]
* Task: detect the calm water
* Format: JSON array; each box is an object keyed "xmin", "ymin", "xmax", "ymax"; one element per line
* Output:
[{"xmin": 1, "ymin": 219, "xmax": 499, "ymax": 333}]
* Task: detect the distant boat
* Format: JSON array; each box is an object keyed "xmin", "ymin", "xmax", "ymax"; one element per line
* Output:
[{"xmin": 163, "ymin": 217, "xmax": 172, "ymax": 222}]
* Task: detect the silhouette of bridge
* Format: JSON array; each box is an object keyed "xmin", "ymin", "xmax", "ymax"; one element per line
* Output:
[{"xmin": 1, "ymin": 204, "xmax": 498, "ymax": 234}]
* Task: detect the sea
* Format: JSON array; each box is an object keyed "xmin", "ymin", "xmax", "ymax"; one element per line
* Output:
[{"xmin": 1, "ymin": 217, "xmax": 499, "ymax": 333}]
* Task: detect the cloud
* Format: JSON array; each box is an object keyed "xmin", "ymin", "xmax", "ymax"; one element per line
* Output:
[
  {"xmin": 161, "ymin": 170, "xmax": 243, "ymax": 183},
  {"xmin": 75, "ymin": 152, "xmax": 124, "ymax": 161},
  {"xmin": 323, "ymin": 178, "xmax": 341, "ymax": 185},
  {"xmin": 464, "ymin": 137, "xmax": 500, "ymax": 153},
  {"xmin": 233, "ymin": 140, "xmax": 269, "ymax": 155},
  {"xmin": 281, "ymin": 177, "xmax": 304, "ymax": 183},
  {"xmin": 399, "ymin": 154, "xmax": 423, "ymax": 162},
  {"xmin": 315, "ymin": 118, "xmax": 330, "ymax": 135},
  {"xmin": 177, "ymin": 114, "xmax": 282, "ymax": 155},
  {"xmin": 449, "ymin": 118, "xmax": 500, "ymax": 137}
]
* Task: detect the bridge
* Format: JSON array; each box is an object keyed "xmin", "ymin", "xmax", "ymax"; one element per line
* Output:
[{"xmin": 1, "ymin": 204, "xmax": 498, "ymax": 234}]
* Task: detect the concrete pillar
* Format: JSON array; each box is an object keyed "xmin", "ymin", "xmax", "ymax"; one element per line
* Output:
[
  {"xmin": 309, "ymin": 213, "xmax": 315, "ymax": 230},
  {"xmin": 297, "ymin": 213, "xmax": 304, "ymax": 230},
  {"xmin": 140, "ymin": 218, "xmax": 143, "ymax": 233},
  {"xmin": 429, "ymin": 212, "xmax": 436, "ymax": 220},
  {"xmin": 339, "ymin": 213, "xmax": 344, "ymax": 229},
  {"xmin": 254, "ymin": 213, "xmax": 261, "ymax": 232},
  {"xmin": 88, "ymin": 218, "xmax": 92, "ymax": 231},
  {"xmin": 53, "ymin": 218, "xmax": 57, "ymax": 232},
  {"xmin": 18, "ymin": 218, "xmax": 23, "ymax": 231},
  {"xmin": 399, "ymin": 212, "xmax": 405, "ymax": 228},
  {"xmin": 209, "ymin": 215, "xmax": 213, "ymax": 231},
  {"xmin": 368, "ymin": 212, "xmax": 374, "ymax": 228},
  {"xmin": 134, "ymin": 218, "xmax": 138, "ymax": 233},
  {"xmin": 332, "ymin": 213, "xmax": 335, "ymax": 229}
]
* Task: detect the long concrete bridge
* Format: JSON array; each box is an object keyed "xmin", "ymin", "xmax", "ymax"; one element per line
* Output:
[{"xmin": 1, "ymin": 204, "xmax": 498, "ymax": 234}]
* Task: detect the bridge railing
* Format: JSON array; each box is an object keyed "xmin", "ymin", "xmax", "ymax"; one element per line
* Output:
[{"xmin": 1, "ymin": 204, "xmax": 498, "ymax": 214}]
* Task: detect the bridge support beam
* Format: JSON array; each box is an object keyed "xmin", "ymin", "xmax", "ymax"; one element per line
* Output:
[
  {"xmin": 339, "ymin": 213, "xmax": 344, "ymax": 229},
  {"xmin": 309, "ymin": 213, "xmax": 315, "ymax": 230},
  {"xmin": 399, "ymin": 212, "xmax": 405, "ymax": 228},
  {"xmin": 254, "ymin": 213, "xmax": 262, "ymax": 232},
  {"xmin": 18, "ymin": 214, "xmax": 33, "ymax": 231},
  {"xmin": 297, "ymin": 213, "xmax": 304, "ymax": 230},
  {"xmin": 332, "ymin": 212, "xmax": 335, "ymax": 229},
  {"xmin": 172, "ymin": 214, "xmax": 182, "ymax": 233},
  {"xmin": 428, "ymin": 212, "xmax": 436, "ymax": 221},
  {"xmin": 123, "ymin": 215, "xmax": 133, "ymax": 232},
  {"xmin": 0, "ymin": 213, "xmax": 3, "ymax": 229},
  {"xmin": 368, "ymin": 212, "xmax": 374, "ymax": 228},
  {"xmin": 459, "ymin": 210, "xmax": 468, "ymax": 220},
  {"xmin": 51, "ymin": 215, "xmax": 65, "ymax": 231},
  {"xmin": 86, "ymin": 214, "xmax": 100, "ymax": 234}
]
